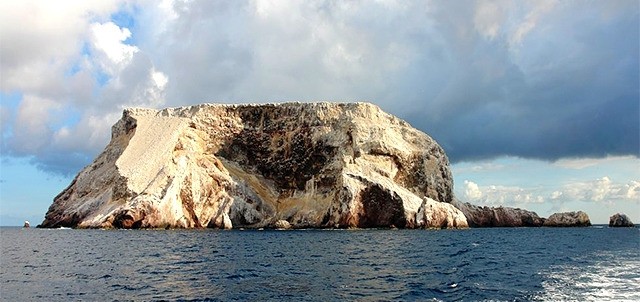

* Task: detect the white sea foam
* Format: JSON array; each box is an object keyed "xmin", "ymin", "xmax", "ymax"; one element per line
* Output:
[{"xmin": 534, "ymin": 251, "xmax": 640, "ymax": 301}]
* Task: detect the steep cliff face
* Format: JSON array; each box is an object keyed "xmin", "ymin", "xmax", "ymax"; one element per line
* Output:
[{"xmin": 40, "ymin": 102, "xmax": 466, "ymax": 229}]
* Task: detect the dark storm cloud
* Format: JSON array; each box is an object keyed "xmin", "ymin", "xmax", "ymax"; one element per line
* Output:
[
  {"xmin": 397, "ymin": 1, "xmax": 640, "ymax": 162},
  {"xmin": 154, "ymin": 1, "xmax": 640, "ymax": 161}
]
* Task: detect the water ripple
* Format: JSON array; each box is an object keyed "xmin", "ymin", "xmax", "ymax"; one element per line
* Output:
[{"xmin": 1, "ymin": 227, "xmax": 638, "ymax": 301}]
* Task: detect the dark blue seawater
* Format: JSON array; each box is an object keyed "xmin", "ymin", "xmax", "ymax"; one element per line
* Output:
[{"xmin": 1, "ymin": 227, "xmax": 638, "ymax": 301}]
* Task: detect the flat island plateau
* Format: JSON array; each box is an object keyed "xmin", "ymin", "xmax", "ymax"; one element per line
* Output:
[{"xmin": 39, "ymin": 102, "xmax": 620, "ymax": 229}]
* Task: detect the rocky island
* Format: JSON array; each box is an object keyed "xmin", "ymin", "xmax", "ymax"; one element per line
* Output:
[
  {"xmin": 40, "ymin": 102, "xmax": 467, "ymax": 229},
  {"xmin": 609, "ymin": 213, "xmax": 635, "ymax": 227},
  {"xmin": 543, "ymin": 211, "xmax": 591, "ymax": 227},
  {"xmin": 39, "ymin": 102, "xmax": 593, "ymax": 229},
  {"xmin": 451, "ymin": 199, "xmax": 546, "ymax": 227}
]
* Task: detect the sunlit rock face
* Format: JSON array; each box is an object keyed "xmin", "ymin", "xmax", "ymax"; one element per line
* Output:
[
  {"xmin": 609, "ymin": 213, "xmax": 635, "ymax": 227},
  {"xmin": 543, "ymin": 211, "xmax": 591, "ymax": 227},
  {"xmin": 40, "ymin": 102, "xmax": 466, "ymax": 229},
  {"xmin": 451, "ymin": 199, "xmax": 545, "ymax": 227}
]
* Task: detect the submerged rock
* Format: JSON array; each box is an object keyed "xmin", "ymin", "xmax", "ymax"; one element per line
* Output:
[
  {"xmin": 40, "ymin": 102, "xmax": 465, "ymax": 229},
  {"xmin": 543, "ymin": 211, "xmax": 591, "ymax": 227},
  {"xmin": 609, "ymin": 213, "xmax": 635, "ymax": 227},
  {"xmin": 451, "ymin": 199, "xmax": 545, "ymax": 227}
]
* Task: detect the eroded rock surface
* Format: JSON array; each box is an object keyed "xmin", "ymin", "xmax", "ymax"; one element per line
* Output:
[
  {"xmin": 40, "ymin": 102, "xmax": 467, "ymax": 229},
  {"xmin": 543, "ymin": 211, "xmax": 591, "ymax": 227},
  {"xmin": 451, "ymin": 199, "xmax": 545, "ymax": 227},
  {"xmin": 609, "ymin": 213, "xmax": 635, "ymax": 227}
]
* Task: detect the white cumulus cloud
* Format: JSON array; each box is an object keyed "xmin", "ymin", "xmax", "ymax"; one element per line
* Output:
[
  {"xmin": 0, "ymin": 0, "xmax": 121, "ymax": 94},
  {"xmin": 509, "ymin": 0, "xmax": 557, "ymax": 47},
  {"xmin": 0, "ymin": 1, "xmax": 171, "ymax": 174},
  {"xmin": 473, "ymin": 0, "xmax": 509, "ymax": 40},
  {"xmin": 464, "ymin": 180, "xmax": 483, "ymax": 200},
  {"xmin": 89, "ymin": 21, "xmax": 139, "ymax": 75},
  {"xmin": 623, "ymin": 181, "xmax": 640, "ymax": 200},
  {"xmin": 550, "ymin": 191, "xmax": 563, "ymax": 200},
  {"xmin": 10, "ymin": 95, "xmax": 60, "ymax": 153},
  {"xmin": 553, "ymin": 176, "xmax": 640, "ymax": 204},
  {"xmin": 461, "ymin": 180, "xmax": 545, "ymax": 206}
]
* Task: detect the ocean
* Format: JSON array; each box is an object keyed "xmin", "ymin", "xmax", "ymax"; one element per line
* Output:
[{"xmin": 1, "ymin": 226, "xmax": 638, "ymax": 301}]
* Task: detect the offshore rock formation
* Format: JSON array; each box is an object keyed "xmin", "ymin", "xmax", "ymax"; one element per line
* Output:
[
  {"xmin": 609, "ymin": 213, "xmax": 635, "ymax": 227},
  {"xmin": 543, "ymin": 211, "xmax": 591, "ymax": 227},
  {"xmin": 40, "ymin": 102, "xmax": 467, "ymax": 229},
  {"xmin": 451, "ymin": 199, "xmax": 545, "ymax": 227}
]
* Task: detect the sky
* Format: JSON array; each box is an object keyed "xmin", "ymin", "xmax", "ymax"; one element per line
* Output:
[{"xmin": 0, "ymin": 0, "xmax": 638, "ymax": 225}]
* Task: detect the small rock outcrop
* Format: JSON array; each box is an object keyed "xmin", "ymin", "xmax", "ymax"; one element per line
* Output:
[
  {"xmin": 274, "ymin": 220, "xmax": 292, "ymax": 229},
  {"xmin": 417, "ymin": 198, "xmax": 468, "ymax": 229},
  {"xmin": 40, "ymin": 102, "xmax": 467, "ymax": 229},
  {"xmin": 451, "ymin": 199, "xmax": 545, "ymax": 227},
  {"xmin": 543, "ymin": 211, "xmax": 591, "ymax": 227},
  {"xmin": 609, "ymin": 213, "xmax": 635, "ymax": 227}
]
